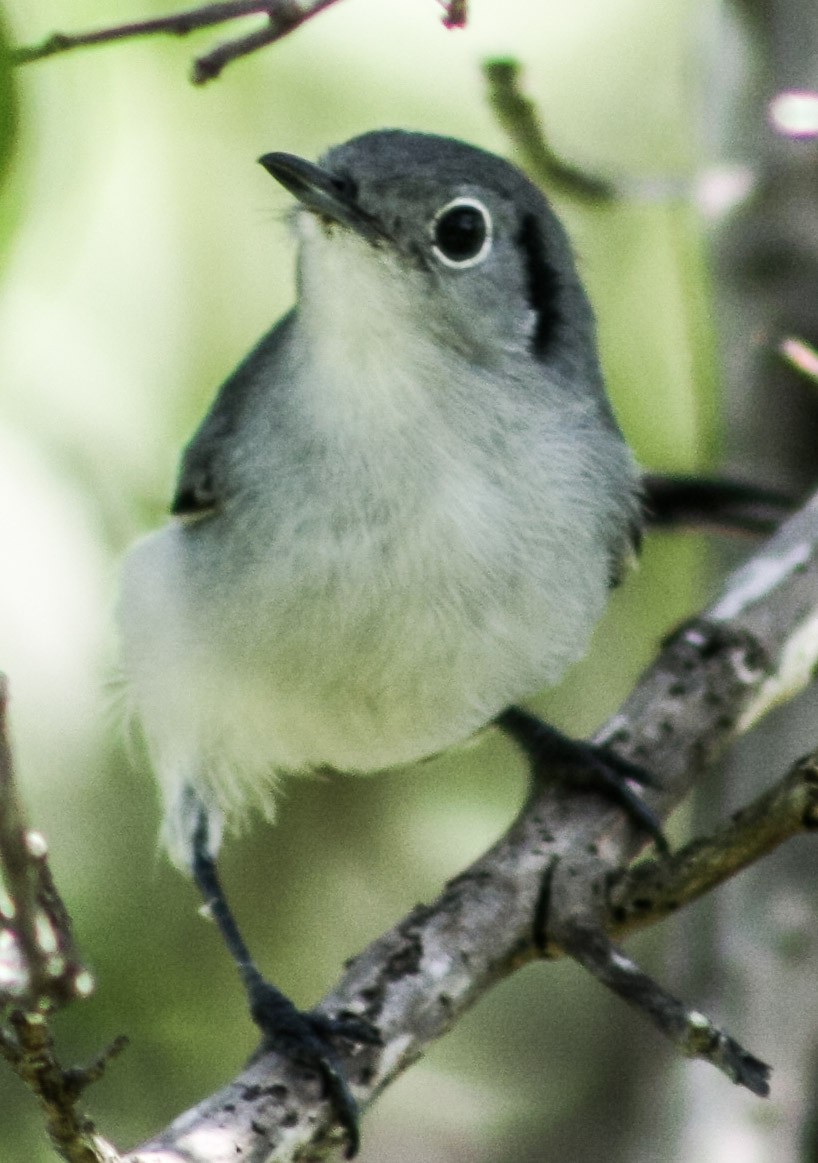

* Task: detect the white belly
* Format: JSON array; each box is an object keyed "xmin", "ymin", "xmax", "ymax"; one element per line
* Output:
[
  {"xmin": 117, "ymin": 307, "xmax": 636, "ymax": 867},
  {"xmin": 119, "ymin": 440, "xmax": 615, "ymax": 847}
]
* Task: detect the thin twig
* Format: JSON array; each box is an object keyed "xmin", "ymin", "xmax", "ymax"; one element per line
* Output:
[
  {"xmin": 557, "ymin": 916, "xmax": 769, "ymax": 1092},
  {"xmin": 11, "ymin": 2, "xmax": 270, "ymax": 60},
  {"xmin": 192, "ymin": 0, "xmax": 341, "ymax": 82},
  {"xmin": 547, "ymin": 747, "xmax": 818, "ymax": 1093},
  {"xmin": 611, "ymin": 747, "xmax": 818, "ymax": 933},
  {"xmin": 483, "ymin": 58, "xmax": 616, "ymax": 202},
  {"xmin": 64, "ymin": 1036, "xmax": 130, "ymax": 1098},
  {"xmin": 0, "ymin": 677, "xmax": 122, "ymax": 1163},
  {"xmin": 0, "ymin": 677, "xmax": 88, "ymax": 1009},
  {"xmin": 439, "ymin": 0, "xmax": 468, "ymax": 29},
  {"xmin": 484, "ymin": 57, "xmax": 697, "ymax": 207},
  {"xmin": 0, "ymin": 675, "xmax": 49, "ymax": 1002},
  {"xmin": 12, "ymin": 0, "xmax": 346, "ymax": 85},
  {"xmin": 191, "ymin": 16, "xmax": 289, "ymax": 84},
  {"xmin": 8, "ymin": 1010, "xmax": 122, "ymax": 1163}
]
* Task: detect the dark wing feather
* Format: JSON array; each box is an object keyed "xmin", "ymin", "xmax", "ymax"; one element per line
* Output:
[{"xmin": 169, "ymin": 313, "xmax": 296, "ymax": 519}]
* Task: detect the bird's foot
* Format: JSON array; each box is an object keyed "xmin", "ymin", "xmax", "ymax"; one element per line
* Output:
[
  {"xmin": 248, "ymin": 978, "xmax": 381, "ymax": 1158},
  {"xmin": 496, "ymin": 707, "xmax": 668, "ymax": 853}
]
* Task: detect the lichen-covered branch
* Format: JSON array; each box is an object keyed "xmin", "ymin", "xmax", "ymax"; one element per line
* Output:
[
  {"xmin": 611, "ymin": 747, "xmax": 818, "ymax": 934},
  {"xmin": 0, "ymin": 677, "xmax": 89, "ymax": 1009},
  {"xmin": 121, "ymin": 488, "xmax": 818, "ymax": 1162},
  {"xmin": 0, "ymin": 677, "xmax": 124, "ymax": 1163}
]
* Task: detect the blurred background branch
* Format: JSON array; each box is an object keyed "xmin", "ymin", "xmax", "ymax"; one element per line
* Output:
[
  {"xmin": 11, "ymin": 0, "xmax": 469, "ymax": 84},
  {"xmin": 679, "ymin": 3, "xmax": 818, "ymax": 1158},
  {"xmin": 12, "ymin": 1, "xmax": 347, "ymax": 84},
  {"xmin": 483, "ymin": 59, "xmax": 616, "ymax": 202},
  {"xmin": 0, "ymin": 676, "xmax": 89, "ymax": 1012}
]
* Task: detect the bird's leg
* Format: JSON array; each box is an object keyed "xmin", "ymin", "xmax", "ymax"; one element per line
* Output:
[
  {"xmin": 495, "ymin": 705, "xmax": 667, "ymax": 852},
  {"xmin": 190, "ymin": 805, "xmax": 379, "ymax": 1158}
]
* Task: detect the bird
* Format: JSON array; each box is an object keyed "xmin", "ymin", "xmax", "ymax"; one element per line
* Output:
[{"xmin": 117, "ymin": 129, "xmax": 662, "ymax": 1156}]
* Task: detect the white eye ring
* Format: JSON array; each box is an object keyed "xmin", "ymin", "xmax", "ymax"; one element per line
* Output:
[{"xmin": 430, "ymin": 197, "xmax": 493, "ymax": 269}]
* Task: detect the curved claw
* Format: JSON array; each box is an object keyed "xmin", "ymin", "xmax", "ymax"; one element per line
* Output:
[
  {"xmin": 249, "ymin": 983, "xmax": 379, "ymax": 1157},
  {"xmin": 310, "ymin": 1042, "xmax": 362, "ymax": 1159},
  {"xmin": 593, "ymin": 746, "xmax": 662, "ymax": 789},
  {"xmin": 310, "ymin": 1011, "xmax": 383, "ymax": 1046},
  {"xmin": 580, "ymin": 744, "xmax": 669, "ymax": 854},
  {"xmin": 496, "ymin": 707, "xmax": 669, "ymax": 853}
]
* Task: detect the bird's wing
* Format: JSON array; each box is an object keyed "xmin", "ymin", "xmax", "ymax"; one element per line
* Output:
[{"xmin": 170, "ymin": 313, "xmax": 296, "ymax": 520}]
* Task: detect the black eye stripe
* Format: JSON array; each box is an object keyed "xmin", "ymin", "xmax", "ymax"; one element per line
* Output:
[{"xmin": 517, "ymin": 213, "xmax": 561, "ymax": 359}]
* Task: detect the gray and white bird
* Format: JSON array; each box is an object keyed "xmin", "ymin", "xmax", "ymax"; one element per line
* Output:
[{"xmin": 118, "ymin": 130, "xmax": 656, "ymax": 1154}]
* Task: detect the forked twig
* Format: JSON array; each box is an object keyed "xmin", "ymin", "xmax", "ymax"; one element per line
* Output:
[{"xmin": 12, "ymin": 0, "xmax": 467, "ymax": 85}]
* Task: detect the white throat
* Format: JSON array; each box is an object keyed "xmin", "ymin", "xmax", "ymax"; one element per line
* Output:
[{"xmin": 293, "ymin": 215, "xmax": 453, "ymax": 434}]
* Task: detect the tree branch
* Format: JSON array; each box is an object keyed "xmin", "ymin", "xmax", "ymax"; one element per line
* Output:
[
  {"xmin": 11, "ymin": 0, "xmax": 468, "ymax": 85},
  {"xmin": 0, "ymin": 677, "xmax": 125, "ymax": 1163},
  {"xmin": 0, "ymin": 677, "xmax": 88, "ymax": 1009},
  {"xmin": 119, "ymin": 487, "xmax": 818, "ymax": 1161},
  {"xmin": 483, "ymin": 57, "xmax": 697, "ymax": 207},
  {"xmin": 12, "ymin": 1, "xmax": 344, "ymax": 84},
  {"xmin": 611, "ymin": 747, "xmax": 818, "ymax": 935},
  {"xmin": 483, "ymin": 58, "xmax": 616, "ymax": 202},
  {"xmin": 438, "ymin": 0, "xmax": 468, "ymax": 30},
  {"xmin": 4, "ymin": 493, "xmax": 818, "ymax": 1159}
]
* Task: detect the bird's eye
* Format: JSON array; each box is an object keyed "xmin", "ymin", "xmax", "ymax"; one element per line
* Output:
[{"xmin": 431, "ymin": 198, "xmax": 493, "ymax": 268}]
